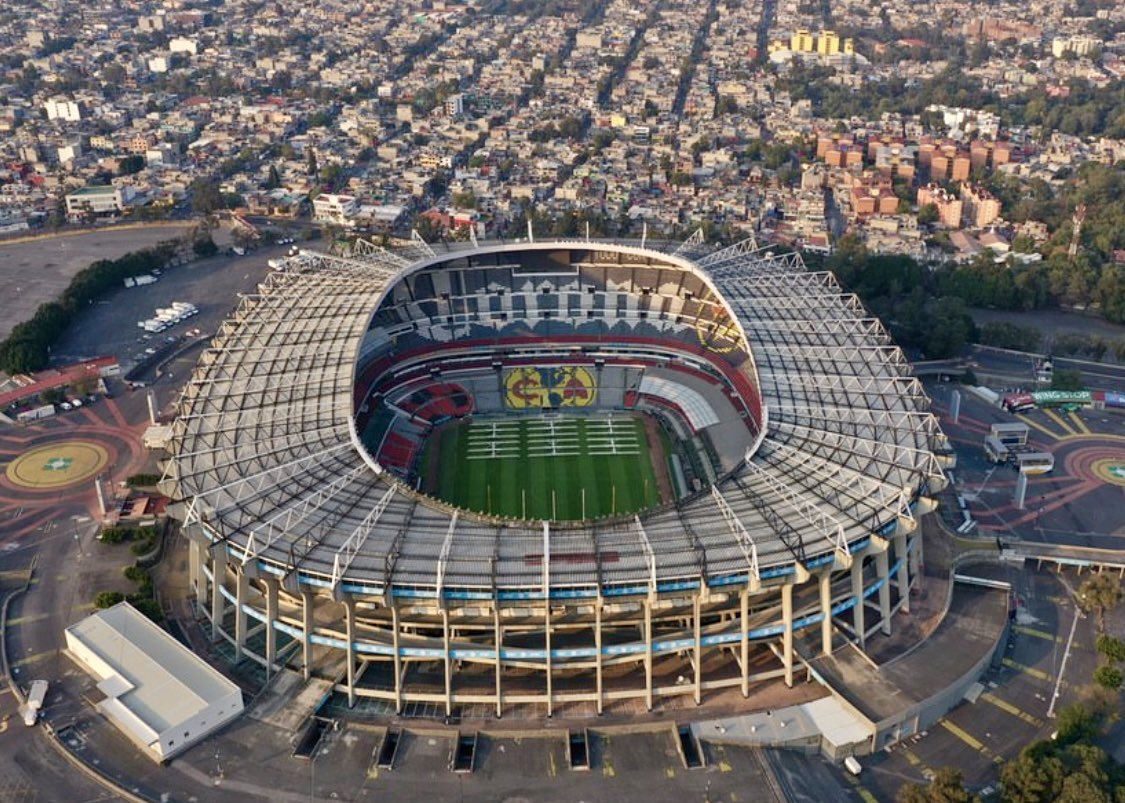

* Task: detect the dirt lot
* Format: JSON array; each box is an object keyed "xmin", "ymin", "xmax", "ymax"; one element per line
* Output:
[{"xmin": 0, "ymin": 223, "xmax": 192, "ymax": 341}]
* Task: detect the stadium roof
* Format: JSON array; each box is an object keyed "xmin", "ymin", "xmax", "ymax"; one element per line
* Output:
[{"xmin": 166, "ymin": 238, "xmax": 950, "ymax": 599}]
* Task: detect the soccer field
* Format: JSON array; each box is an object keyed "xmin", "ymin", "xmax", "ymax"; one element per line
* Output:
[{"xmin": 421, "ymin": 415, "xmax": 664, "ymax": 520}]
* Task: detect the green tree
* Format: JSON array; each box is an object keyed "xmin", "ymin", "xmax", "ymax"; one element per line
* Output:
[
  {"xmin": 1095, "ymin": 634, "xmax": 1125, "ymax": 662},
  {"xmin": 897, "ymin": 767, "xmax": 976, "ymax": 803},
  {"xmin": 1078, "ymin": 573, "xmax": 1123, "ymax": 633},
  {"xmin": 1051, "ymin": 369, "xmax": 1084, "ymax": 391},
  {"xmin": 190, "ymin": 177, "xmax": 224, "ymax": 215},
  {"xmin": 94, "ymin": 590, "xmax": 125, "ymax": 608},
  {"xmin": 265, "ymin": 164, "xmax": 281, "ymax": 190},
  {"xmin": 1092, "ymin": 664, "xmax": 1123, "ymax": 691},
  {"xmin": 918, "ymin": 203, "xmax": 939, "ymax": 225}
]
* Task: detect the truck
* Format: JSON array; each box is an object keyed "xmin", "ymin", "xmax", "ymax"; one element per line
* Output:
[
  {"xmin": 22, "ymin": 679, "xmax": 48, "ymax": 726},
  {"xmin": 133, "ymin": 274, "xmax": 157, "ymax": 286}
]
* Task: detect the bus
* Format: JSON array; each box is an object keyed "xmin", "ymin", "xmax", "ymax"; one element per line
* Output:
[
  {"xmin": 1015, "ymin": 451, "xmax": 1054, "ymax": 476},
  {"xmin": 984, "ymin": 436, "xmax": 1009, "ymax": 464},
  {"xmin": 1002, "ymin": 393, "xmax": 1035, "ymax": 413}
]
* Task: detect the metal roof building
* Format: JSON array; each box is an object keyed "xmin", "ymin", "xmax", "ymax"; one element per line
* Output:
[
  {"xmin": 164, "ymin": 237, "xmax": 952, "ymax": 717},
  {"xmin": 65, "ymin": 602, "xmax": 244, "ymax": 761}
]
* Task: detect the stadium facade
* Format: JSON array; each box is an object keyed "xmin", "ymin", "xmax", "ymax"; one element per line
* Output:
[{"xmin": 165, "ymin": 236, "xmax": 953, "ymax": 717}]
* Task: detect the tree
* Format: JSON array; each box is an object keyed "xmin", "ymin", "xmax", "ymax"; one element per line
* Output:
[
  {"xmin": 306, "ymin": 147, "xmax": 318, "ymax": 177},
  {"xmin": 265, "ymin": 164, "xmax": 281, "ymax": 190},
  {"xmin": 190, "ymin": 177, "xmax": 224, "ymax": 215},
  {"xmin": 918, "ymin": 203, "xmax": 939, "ymax": 225},
  {"xmin": 896, "ymin": 767, "xmax": 976, "ymax": 803},
  {"xmin": 1095, "ymin": 634, "xmax": 1125, "ymax": 662},
  {"xmin": 1078, "ymin": 572, "xmax": 1123, "ymax": 632},
  {"xmin": 1092, "ymin": 664, "xmax": 1123, "ymax": 691},
  {"xmin": 192, "ymin": 235, "xmax": 218, "ymax": 257},
  {"xmin": 1051, "ymin": 368, "xmax": 1084, "ymax": 391},
  {"xmin": 94, "ymin": 590, "xmax": 125, "ymax": 609}
]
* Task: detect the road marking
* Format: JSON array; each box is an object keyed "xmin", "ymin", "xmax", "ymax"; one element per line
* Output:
[
  {"xmin": 1014, "ymin": 624, "xmax": 1062, "ymax": 643},
  {"xmin": 548, "ymin": 749, "xmax": 557, "ymax": 778},
  {"xmin": 0, "ymin": 715, "xmax": 8, "ymax": 734},
  {"xmin": 11, "ymin": 651, "xmax": 52, "ymax": 669},
  {"xmin": 602, "ymin": 763, "xmax": 615, "ymax": 778},
  {"xmin": 6, "ymin": 612, "xmax": 48, "ymax": 626},
  {"xmin": 665, "ymin": 767, "xmax": 675, "ymax": 778},
  {"xmin": 1016, "ymin": 414, "xmax": 1064, "ymax": 441},
  {"xmin": 844, "ymin": 772, "xmax": 879, "ymax": 803},
  {"xmin": 982, "ymin": 692, "xmax": 1044, "ymax": 727},
  {"xmin": 901, "ymin": 747, "xmax": 932, "ymax": 776},
  {"xmin": 366, "ymin": 767, "xmax": 378, "ymax": 780},
  {"xmin": 1068, "ymin": 412, "xmax": 1092, "ymax": 435},
  {"xmin": 1041, "ymin": 408, "xmax": 1078, "ymax": 436},
  {"xmin": 718, "ymin": 760, "xmax": 732, "ymax": 773},
  {"xmin": 1002, "ymin": 657, "xmax": 1054, "ymax": 683},
  {"xmin": 940, "ymin": 720, "xmax": 987, "ymax": 754}
]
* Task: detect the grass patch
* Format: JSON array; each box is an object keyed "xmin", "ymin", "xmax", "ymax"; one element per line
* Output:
[{"xmin": 421, "ymin": 414, "xmax": 664, "ymax": 520}]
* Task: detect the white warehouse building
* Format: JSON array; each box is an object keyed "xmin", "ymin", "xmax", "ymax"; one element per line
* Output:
[{"xmin": 64, "ymin": 602, "xmax": 244, "ymax": 762}]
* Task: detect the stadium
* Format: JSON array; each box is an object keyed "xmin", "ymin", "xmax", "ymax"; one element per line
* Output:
[{"xmin": 165, "ymin": 235, "xmax": 952, "ymax": 719}]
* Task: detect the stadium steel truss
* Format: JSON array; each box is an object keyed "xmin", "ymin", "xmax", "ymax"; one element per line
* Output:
[{"xmin": 165, "ymin": 236, "xmax": 953, "ymax": 717}]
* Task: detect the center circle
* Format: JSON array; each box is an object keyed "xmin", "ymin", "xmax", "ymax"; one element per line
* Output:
[
  {"xmin": 1091, "ymin": 458, "xmax": 1125, "ymax": 487},
  {"xmin": 5, "ymin": 441, "xmax": 110, "ymax": 490}
]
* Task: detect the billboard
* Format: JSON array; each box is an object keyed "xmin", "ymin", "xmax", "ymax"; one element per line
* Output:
[{"xmin": 504, "ymin": 366, "xmax": 596, "ymax": 409}]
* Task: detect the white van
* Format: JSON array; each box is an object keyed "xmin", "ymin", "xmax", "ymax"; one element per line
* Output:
[{"xmin": 844, "ymin": 756, "xmax": 862, "ymax": 776}]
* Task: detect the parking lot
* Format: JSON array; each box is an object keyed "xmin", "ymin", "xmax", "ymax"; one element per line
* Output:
[
  {"xmin": 858, "ymin": 563, "xmax": 1106, "ymax": 801},
  {"xmin": 0, "ymin": 223, "xmax": 192, "ymax": 342}
]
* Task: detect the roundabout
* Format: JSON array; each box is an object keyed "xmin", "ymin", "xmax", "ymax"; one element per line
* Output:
[{"xmin": 3, "ymin": 441, "xmax": 110, "ymax": 490}]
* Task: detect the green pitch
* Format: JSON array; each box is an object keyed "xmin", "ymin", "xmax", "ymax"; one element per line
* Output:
[{"xmin": 420, "ymin": 415, "xmax": 663, "ymax": 520}]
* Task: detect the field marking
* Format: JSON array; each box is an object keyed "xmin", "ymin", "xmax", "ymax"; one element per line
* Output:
[{"xmin": 981, "ymin": 692, "xmax": 1044, "ymax": 727}]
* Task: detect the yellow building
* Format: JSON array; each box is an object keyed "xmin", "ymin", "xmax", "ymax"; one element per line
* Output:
[
  {"xmin": 817, "ymin": 30, "xmax": 840, "ymax": 55},
  {"xmin": 843, "ymin": 38, "xmax": 855, "ymax": 55},
  {"xmin": 790, "ymin": 29, "xmax": 815, "ymax": 52}
]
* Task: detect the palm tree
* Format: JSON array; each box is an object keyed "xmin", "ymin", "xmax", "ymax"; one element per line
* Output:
[{"xmin": 1078, "ymin": 573, "xmax": 1123, "ymax": 633}]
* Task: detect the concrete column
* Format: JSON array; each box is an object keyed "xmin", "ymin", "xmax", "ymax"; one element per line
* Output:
[
  {"xmin": 781, "ymin": 582, "xmax": 794, "ymax": 688},
  {"xmin": 819, "ymin": 571, "xmax": 833, "ymax": 655},
  {"xmin": 644, "ymin": 598, "xmax": 653, "ymax": 711},
  {"xmin": 740, "ymin": 587, "xmax": 749, "ymax": 698},
  {"xmin": 544, "ymin": 602, "xmax": 553, "ymax": 718},
  {"xmin": 875, "ymin": 550, "xmax": 892, "ymax": 636},
  {"xmin": 850, "ymin": 557, "xmax": 866, "ymax": 650},
  {"xmin": 909, "ymin": 533, "xmax": 922, "ymax": 579},
  {"xmin": 594, "ymin": 598, "xmax": 604, "ymax": 715},
  {"xmin": 211, "ymin": 547, "xmax": 227, "ymax": 642},
  {"xmin": 302, "ymin": 591, "xmax": 314, "ymax": 682},
  {"xmin": 391, "ymin": 603, "xmax": 403, "ymax": 714},
  {"xmin": 894, "ymin": 533, "xmax": 911, "ymax": 614},
  {"xmin": 234, "ymin": 568, "xmax": 249, "ymax": 661},
  {"xmin": 265, "ymin": 577, "xmax": 279, "ymax": 678},
  {"xmin": 693, "ymin": 593, "xmax": 702, "ymax": 705},
  {"xmin": 493, "ymin": 604, "xmax": 503, "ymax": 718},
  {"xmin": 344, "ymin": 597, "xmax": 356, "ymax": 708},
  {"xmin": 189, "ymin": 537, "xmax": 205, "ymax": 597},
  {"xmin": 442, "ymin": 608, "xmax": 453, "ymax": 718}
]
